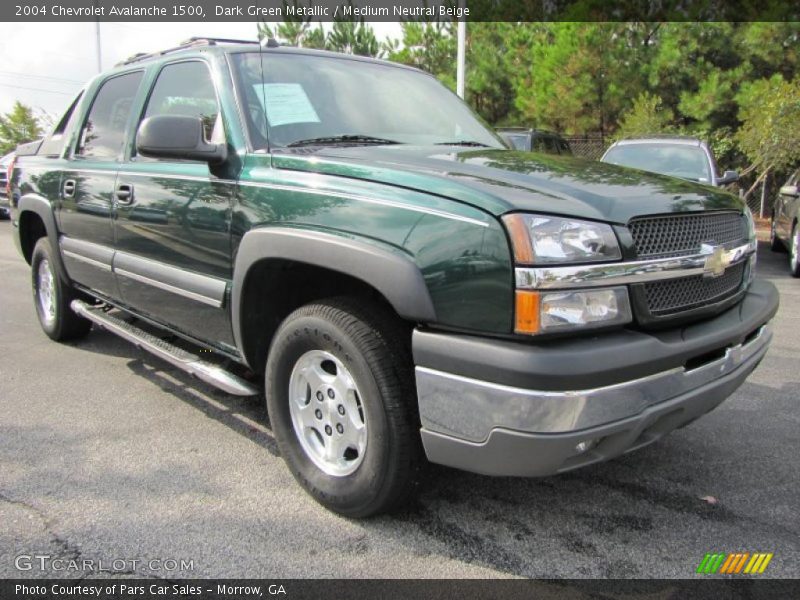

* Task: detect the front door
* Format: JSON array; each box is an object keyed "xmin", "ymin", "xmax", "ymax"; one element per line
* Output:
[
  {"xmin": 114, "ymin": 59, "xmax": 235, "ymax": 347},
  {"xmin": 59, "ymin": 70, "xmax": 144, "ymax": 298}
]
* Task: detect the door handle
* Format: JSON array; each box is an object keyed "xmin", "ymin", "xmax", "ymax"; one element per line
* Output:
[
  {"xmin": 116, "ymin": 183, "xmax": 134, "ymax": 205},
  {"xmin": 62, "ymin": 179, "xmax": 76, "ymax": 198}
]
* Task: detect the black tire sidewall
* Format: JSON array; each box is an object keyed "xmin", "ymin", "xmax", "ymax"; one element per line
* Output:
[
  {"xmin": 31, "ymin": 238, "xmax": 62, "ymax": 339},
  {"xmin": 266, "ymin": 312, "xmax": 395, "ymax": 515}
]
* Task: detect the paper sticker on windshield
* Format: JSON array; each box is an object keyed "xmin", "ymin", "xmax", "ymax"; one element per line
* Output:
[{"xmin": 253, "ymin": 83, "xmax": 320, "ymax": 127}]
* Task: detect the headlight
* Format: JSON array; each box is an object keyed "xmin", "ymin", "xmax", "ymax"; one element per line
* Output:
[
  {"xmin": 503, "ymin": 214, "xmax": 621, "ymax": 265},
  {"xmin": 744, "ymin": 206, "xmax": 756, "ymax": 240},
  {"xmin": 504, "ymin": 213, "xmax": 629, "ymax": 335},
  {"xmin": 515, "ymin": 288, "xmax": 632, "ymax": 334}
]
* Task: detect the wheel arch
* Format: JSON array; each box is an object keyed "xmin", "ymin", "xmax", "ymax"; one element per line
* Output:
[
  {"xmin": 231, "ymin": 227, "xmax": 436, "ymax": 370},
  {"xmin": 17, "ymin": 194, "xmax": 69, "ymax": 282}
]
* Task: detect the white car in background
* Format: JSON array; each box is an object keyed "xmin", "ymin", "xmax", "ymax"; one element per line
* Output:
[
  {"xmin": 0, "ymin": 152, "xmax": 14, "ymax": 220},
  {"xmin": 601, "ymin": 136, "xmax": 739, "ymax": 187}
]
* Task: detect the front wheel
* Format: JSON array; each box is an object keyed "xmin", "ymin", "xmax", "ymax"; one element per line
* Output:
[
  {"xmin": 31, "ymin": 237, "xmax": 92, "ymax": 341},
  {"xmin": 790, "ymin": 224, "xmax": 800, "ymax": 278},
  {"xmin": 265, "ymin": 298, "xmax": 419, "ymax": 517},
  {"xmin": 770, "ymin": 216, "xmax": 784, "ymax": 252}
]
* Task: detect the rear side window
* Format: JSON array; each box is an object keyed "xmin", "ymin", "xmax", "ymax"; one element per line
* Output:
[
  {"xmin": 77, "ymin": 71, "xmax": 143, "ymax": 160},
  {"xmin": 141, "ymin": 61, "xmax": 220, "ymax": 144},
  {"xmin": 505, "ymin": 134, "xmax": 528, "ymax": 151}
]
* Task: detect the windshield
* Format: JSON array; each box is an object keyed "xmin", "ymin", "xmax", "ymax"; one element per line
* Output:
[
  {"xmin": 602, "ymin": 143, "xmax": 712, "ymax": 183},
  {"xmin": 230, "ymin": 52, "xmax": 503, "ymax": 150}
]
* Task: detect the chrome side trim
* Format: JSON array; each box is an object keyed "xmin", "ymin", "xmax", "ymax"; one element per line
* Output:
[
  {"xmin": 70, "ymin": 300, "xmax": 258, "ymax": 396},
  {"xmin": 416, "ymin": 325, "xmax": 770, "ymax": 442},
  {"xmin": 516, "ymin": 240, "xmax": 757, "ymax": 290},
  {"xmin": 112, "ymin": 251, "xmax": 227, "ymax": 308},
  {"xmin": 62, "ymin": 250, "xmax": 111, "ymax": 272},
  {"xmin": 114, "ymin": 268, "xmax": 222, "ymax": 308}
]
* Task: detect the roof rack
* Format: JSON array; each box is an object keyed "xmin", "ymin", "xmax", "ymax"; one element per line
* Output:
[{"xmin": 116, "ymin": 37, "xmax": 259, "ymax": 67}]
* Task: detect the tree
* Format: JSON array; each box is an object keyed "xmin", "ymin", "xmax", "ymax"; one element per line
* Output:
[
  {"xmin": 257, "ymin": 1, "xmax": 326, "ymax": 49},
  {"xmin": 258, "ymin": 2, "xmax": 381, "ymax": 57},
  {"xmin": 616, "ymin": 92, "xmax": 673, "ymax": 138},
  {"xmin": 384, "ymin": 21, "xmax": 456, "ymax": 84},
  {"xmin": 327, "ymin": 17, "xmax": 381, "ymax": 57},
  {"xmin": 0, "ymin": 101, "xmax": 43, "ymax": 155},
  {"xmin": 735, "ymin": 75, "xmax": 800, "ymax": 198}
]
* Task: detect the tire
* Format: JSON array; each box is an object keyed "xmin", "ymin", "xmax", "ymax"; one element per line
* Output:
[
  {"xmin": 790, "ymin": 223, "xmax": 800, "ymax": 278},
  {"xmin": 31, "ymin": 237, "xmax": 92, "ymax": 341},
  {"xmin": 265, "ymin": 298, "xmax": 420, "ymax": 517},
  {"xmin": 770, "ymin": 216, "xmax": 784, "ymax": 252}
]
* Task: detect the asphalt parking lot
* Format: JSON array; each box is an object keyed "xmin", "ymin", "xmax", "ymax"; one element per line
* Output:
[{"xmin": 1, "ymin": 222, "xmax": 798, "ymax": 579}]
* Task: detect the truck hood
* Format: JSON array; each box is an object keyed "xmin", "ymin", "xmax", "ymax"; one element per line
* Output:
[{"xmin": 271, "ymin": 145, "xmax": 744, "ymax": 224}]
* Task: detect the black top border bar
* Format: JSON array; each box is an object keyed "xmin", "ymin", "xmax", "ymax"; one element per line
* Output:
[{"xmin": 3, "ymin": 0, "xmax": 799, "ymax": 22}]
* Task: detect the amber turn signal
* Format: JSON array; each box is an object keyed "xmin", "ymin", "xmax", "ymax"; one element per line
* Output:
[
  {"xmin": 515, "ymin": 290, "xmax": 541, "ymax": 335},
  {"xmin": 502, "ymin": 214, "xmax": 535, "ymax": 264}
]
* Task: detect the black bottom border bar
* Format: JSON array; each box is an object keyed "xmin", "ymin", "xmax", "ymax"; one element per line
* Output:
[{"xmin": 3, "ymin": 579, "xmax": 800, "ymax": 600}]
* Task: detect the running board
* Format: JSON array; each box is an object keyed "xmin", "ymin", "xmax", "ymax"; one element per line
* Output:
[{"xmin": 70, "ymin": 300, "xmax": 259, "ymax": 396}]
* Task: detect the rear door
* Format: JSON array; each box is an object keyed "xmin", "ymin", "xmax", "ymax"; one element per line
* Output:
[
  {"xmin": 113, "ymin": 59, "xmax": 236, "ymax": 347},
  {"xmin": 59, "ymin": 70, "xmax": 144, "ymax": 298}
]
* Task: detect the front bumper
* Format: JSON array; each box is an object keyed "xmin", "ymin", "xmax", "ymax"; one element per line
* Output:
[{"xmin": 413, "ymin": 280, "xmax": 778, "ymax": 476}]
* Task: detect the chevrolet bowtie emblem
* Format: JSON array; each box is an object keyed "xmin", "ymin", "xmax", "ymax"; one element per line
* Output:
[{"xmin": 700, "ymin": 243, "xmax": 730, "ymax": 278}]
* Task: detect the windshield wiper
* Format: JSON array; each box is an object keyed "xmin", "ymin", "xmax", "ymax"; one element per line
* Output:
[
  {"xmin": 287, "ymin": 135, "xmax": 401, "ymax": 148},
  {"xmin": 434, "ymin": 140, "xmax": 491, "ymax": 147}
]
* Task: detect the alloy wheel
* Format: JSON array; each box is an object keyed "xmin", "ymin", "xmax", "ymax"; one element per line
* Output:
[
  {"xmin": 36, "ymin": 258, "xmax": 56, "ymax": 328},
  {"xmin": 288, "ymin": 349, "xmax": 367, "ymax": 477}
]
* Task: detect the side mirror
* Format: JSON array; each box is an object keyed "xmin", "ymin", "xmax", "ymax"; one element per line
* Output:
[
  {"xmin": 136, "ymin": 115, "xmax": 227, "ymax": 164},
  {"xmin": 717, "ymin": 170, "xmax": 739, "ymax": 185},
  {"xmin": 780, "ymin": 184, "xmax": 799, "ymax": 197}
]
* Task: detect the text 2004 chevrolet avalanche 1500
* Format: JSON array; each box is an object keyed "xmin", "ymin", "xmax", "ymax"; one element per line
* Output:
[{"xmin": 10, "ymin": 38, "xmax": 779, "ymax": 517}]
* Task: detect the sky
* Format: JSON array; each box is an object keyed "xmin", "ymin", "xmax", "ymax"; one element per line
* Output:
[{"xmin": 0, "ymin": 21, "xmax": 402, "ymax": 121}]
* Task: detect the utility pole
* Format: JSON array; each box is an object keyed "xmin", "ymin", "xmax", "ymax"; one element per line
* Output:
[
  {"xmin": 456, "ymin": 18, "xmax": 466, "ymax": 99},
  {"xmin": 95, "ymin": 21, "xmax": 102, "ymax": 72}
]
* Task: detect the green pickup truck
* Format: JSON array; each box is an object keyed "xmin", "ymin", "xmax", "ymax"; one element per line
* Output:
[{"xmin": 10, "ymin": 38, "xmax": 778, "ymax": 517}]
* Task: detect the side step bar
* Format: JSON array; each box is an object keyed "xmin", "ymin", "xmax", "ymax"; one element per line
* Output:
[{"xmin": 70, "ymin": 300, "xmax": 259, "ymax": 396}]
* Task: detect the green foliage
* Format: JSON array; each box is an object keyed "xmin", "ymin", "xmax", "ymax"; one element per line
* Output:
[
  {"xmin": 384, "ymin": 21, "xmax": 456, "ymax": 85},
  {"xmin": 257, "ymin": 1, "xmax": 378, "ymax": 56},
  {"xmin": 0, "ymin": 101, "xmax": 43, "ymax": 155},
  {"xmin": 616, "ymin": 92, "xmax": 674, "ymax": 139},
  {"xmin": 735, "ymin": 75, "xmax": 800, "ymax": 174},
  {"xmin": 327, "ymin": 18, "xmax": 381, "ymax": 57}
]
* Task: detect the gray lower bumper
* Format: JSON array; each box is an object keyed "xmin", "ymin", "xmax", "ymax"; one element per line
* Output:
[{"xmin": 415, "ymin": 282, "xmax": 777, "ymax": 477}]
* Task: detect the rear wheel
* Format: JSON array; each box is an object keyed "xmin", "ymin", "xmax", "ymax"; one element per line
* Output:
[
  {"xmin": 790, "ymin": 224, "xmax": 800, "ymax": 278},
  {"xmin": 265, "ymin": 298, "xmax": 419, "ymax": 517},
  {"xmin": 31, "ymin": 237, "xmax": 91, "ymax": 341}
]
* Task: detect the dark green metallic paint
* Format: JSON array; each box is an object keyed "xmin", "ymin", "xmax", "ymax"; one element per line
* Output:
[{"xmin": 12, "ymin": 43, "xmax": 748, "ymax": 352}]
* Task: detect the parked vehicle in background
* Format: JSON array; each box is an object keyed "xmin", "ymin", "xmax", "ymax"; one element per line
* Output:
[
  {"xmin": 0, "ymin": 152, "xmax": 13, "ymax": 219},
  {"xmin": 496, "ymin": 128, "xmax": 572, "ymax": 155},
  {"xmin": 769, "ymin": 167, "xmax": 800, "ymax": 277},
  {"xmin": 601, "ymin": 136, "xmax": 739, "ymax": 187},
  {"xmin": 9, "ymin": 39, "xmax": 777, "ymax": 517}
]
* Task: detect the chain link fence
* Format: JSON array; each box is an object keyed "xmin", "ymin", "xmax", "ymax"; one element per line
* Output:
[{"xmin": 564, "ymin": 135, "xmax": 610, "ymax": 160}]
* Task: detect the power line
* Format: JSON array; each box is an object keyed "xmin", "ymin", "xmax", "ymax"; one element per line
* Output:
[
  {"xmin": 0, "ymin": 71, "xmax": 85, "ymax": 85},
  {"xmin": 0, "ymin": 83, "xmax": 74, "ymax": 95}
]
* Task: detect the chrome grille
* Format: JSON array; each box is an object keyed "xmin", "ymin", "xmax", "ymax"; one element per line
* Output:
[
  {"xmin": 643, "ymin": 262, "xmax": 746, "ymax": 316},
  {"xmin": 629, "ymin": 212, "xmax": 747, "ymax": 259}
]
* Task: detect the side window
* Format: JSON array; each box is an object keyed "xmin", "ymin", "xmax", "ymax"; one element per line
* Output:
[
  {"xmin": 141, "ymin": 61, "xmax": 221, "ymax": 147},
  {"xmin": 53, "ymin": 91, "xmax": 84, "ymax": 136},
  {"xmin": 77, "ymin": 71, "xmax": 143, "ymax": 160}
]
